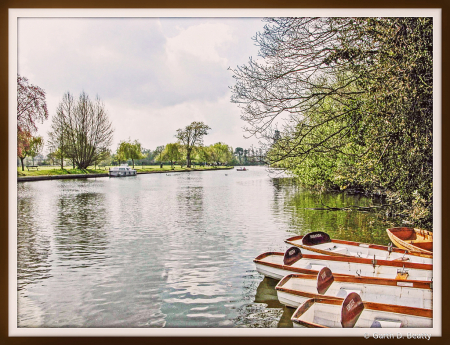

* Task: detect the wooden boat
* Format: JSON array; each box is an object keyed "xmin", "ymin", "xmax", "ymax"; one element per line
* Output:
[
  {"xmin": 285, "ymin": 231, "xmax": 432, "ymax": 264},
  {"xmin": 275, "ymin": 267, "xmax": 432, "ymax": 310},
  {"xmin": 254, "ymin": 247, "xmax": 433, "ymax": 281},
  {"xmin": 386, "ymin": 227, "xmax": 433, "ymax": 257},
  {"xmin": 290, "ymin": 292, "xmax": 432, "ymax": 328},
  {"xmin": 236, "ymin": 167, "xmax": 248, "ymax": 171}
]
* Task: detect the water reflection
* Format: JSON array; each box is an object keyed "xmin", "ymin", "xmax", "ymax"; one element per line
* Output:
[
  {"xmin": 254, "ymin": 277, "xmax": 294, "ymax": 327},
  {"xmin": 17, "ymin": 167, "xmax": 402, "ymax": 328},
  {"xmin": 273, "ymin": 179, "xmax": 402, "ymax": 245},
  {"xmin": 17, "ymin": 193, "xmax": 52, "ymax": 290},
  {"xmin": 54, "ymin": 192, "xmax": 109, "ymax": 267}
]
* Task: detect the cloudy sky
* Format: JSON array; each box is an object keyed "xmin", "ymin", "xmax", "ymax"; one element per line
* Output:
[{"xmin": 17, "ymin": 15, "xmax": 266, "ymax": 153}]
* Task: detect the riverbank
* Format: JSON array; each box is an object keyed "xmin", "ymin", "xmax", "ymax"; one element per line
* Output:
[{"xmin": 17, "ymin": 166, "xmax": 234, "ymax": 182}]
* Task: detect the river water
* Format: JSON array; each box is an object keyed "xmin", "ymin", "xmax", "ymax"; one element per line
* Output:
[{"xmin": 17, "ymin": 166, "xmax": 398, "ymax": 328}]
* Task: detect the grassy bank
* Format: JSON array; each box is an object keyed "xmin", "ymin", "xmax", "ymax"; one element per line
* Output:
[{"xmin": 17, "ymin": 165, "xmax": 233, "ymax": 177}]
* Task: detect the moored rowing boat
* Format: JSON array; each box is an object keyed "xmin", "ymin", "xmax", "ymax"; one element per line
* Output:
[
  {"xmin": 386, "ymin": 227, "xmax": 433, "ymax": 257},
  {"xmin": 275, "ymin": 267, "xmax": 432, "ymax": 309},
  {"xmin": 254, "ymin": 247, "xmax": 432, "ymax": 281},
  {"xmin": 290, "ymin": 292, "xmax": 432, "ymax": 328},
  {"xmin": 285, "ymin": 231, "xmax": 432, "ymax": 264}
]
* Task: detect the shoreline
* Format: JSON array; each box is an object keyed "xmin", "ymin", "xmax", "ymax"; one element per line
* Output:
[{"xmin": 17, "ymin": 167, "xmax": 234, "ymax": 182}]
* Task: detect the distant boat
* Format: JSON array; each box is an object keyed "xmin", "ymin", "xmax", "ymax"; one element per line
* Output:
[
  {"xmin": 290, "ymin": 292, "xmax": 432, "ymax": 328},
  {"xmin": 275, "ymin": 267, "xmax": 433, "ymax": 310},
  {"xmin": 387, "ymin": 227, "xmax": 433, "ymax": 257},
  {"xmin": 253, "ymin": 247, "xmax": 433, "ymax": 281},
  {"xmin": 285, "ymin": 231, "xmax": 432, "ymax": 264},
  {"xmin": 109, "ymin": 164, "xmax": 137, "ymax": 177},
  {"xmin": 236, "ymin": 167, "xmax": 248, "ymax": 171}
]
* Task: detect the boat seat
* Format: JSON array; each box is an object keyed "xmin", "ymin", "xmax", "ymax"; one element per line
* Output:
[
  {"xmin": 371, "ymin": 319, "xmax": 403, "ymax": 328},
  {"xmin": 403, "ymin": 239, "xmax": 429, "ymax": 244},
  {"xmin": 329, "ymin": 247, "xmax": 348, "ymax": 255},
  {"xmin": 336, "ymin": 287, "xmax": 362, "ymax": 298},
  {"xmin": 348, "ymin": 251, "xmax": 368, "ymax": 258},
  {"xmin": 305, "ymin": 263, "xmax": 326, "ymax": 271}
]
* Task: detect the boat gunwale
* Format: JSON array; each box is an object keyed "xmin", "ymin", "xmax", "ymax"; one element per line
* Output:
[
  {"xmin": 291, "ymin": 299, "xmax": 328, "ymax": 328},
  {"xmin": 286, "ymin": 234, "xmax": 431, "ymax": 259},
  {"xmin": 387, "ymin": 228, "xmax": 433, "ymax": 256},
  {"xmin": 288, "ymin": 293, "xmax": 432, "ymax": 319},
  {"xmin": 276, "ymin": 273, "xmax": 433, "ymax": 291},
  {"xmin": 254, "ymin": 251, "xmax": 432, "ymax": 271}
]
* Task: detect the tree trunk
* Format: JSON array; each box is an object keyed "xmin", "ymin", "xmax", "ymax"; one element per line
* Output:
[
  {"xmin": 20, "ymin": 157, "xmax": 25, "ymax": 171},
  {"xmin": 132, "ymin": 159, "xmax": 134, "ymax": 169},
  {"xmin": 186, "ymin": 150, "xmax": 191, "ymax": 168},
  {"xmin": 60, "ymin": 156, "xmax": 64, "ymax": 170}
]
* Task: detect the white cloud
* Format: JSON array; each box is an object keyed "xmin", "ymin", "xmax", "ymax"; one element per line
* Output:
[
  {"xmin": 20, "ymin": 17, "xmax": 265, "ymax": 155},
  {"xmin": 165, "ymin": 22, "xmax": 233, "ymax": 67}
]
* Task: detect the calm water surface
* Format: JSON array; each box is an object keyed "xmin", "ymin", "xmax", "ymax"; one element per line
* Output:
[{"xmin": 17, "ymin": 166, "xmax": 398, "ymax": 328}]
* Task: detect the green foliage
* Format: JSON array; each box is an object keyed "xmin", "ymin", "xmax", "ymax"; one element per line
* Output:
[
  {"xmin": 175, "ymin": 121, "xmax": 211, "ymax": 167},
  {"xmin": 232, "ymin": 17, "xmax": 433, "ymax": 228},
  {"xmin": 162, "ymin": 143, "xmax": 182, "ymax": 167},
  {"xmin": 116, "ymin": 139, "xmax": 145, "ymax": 168}
]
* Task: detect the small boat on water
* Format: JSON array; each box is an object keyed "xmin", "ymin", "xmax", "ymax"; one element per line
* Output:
[
  {"xmin": 109, "ymin": 164, "xmax": 137, "ymax": 177},
  {"xmin": 285, "ymin": 231, "xmax": 432, "ymax": 264},
  {"xmin": 290, "ymin": 292, "xmax": 432, "ymax": 328},
  {"xmin": 254, "ymin": 247, "xmax": 432, "ymax": 281},
  {"xmin": 236, "ymin": 167, "xmax": 248, "ymax": 171},
  {"xmin": 275, "ymin": 267, "xmax": 433, "ymax": 310},
  {"xmin": 387, "ymin": 227, "xmax": 433, "ymax": 257}
]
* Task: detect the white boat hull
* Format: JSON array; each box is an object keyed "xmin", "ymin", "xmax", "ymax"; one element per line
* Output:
[
  {"xmin": 109, "ymin": 164, "xmax": 137, "ymax": 177},
  {"xmin": 254, "ymin": 252, "xmax": 432, "ymax": 281},
  {"xmin": 292, "ymin": 300, "xmax": 432, "ymax": 328},
  {"xmin": 276, "ymin": 274, "xmax": 432, "ymax": 309},
  {"xmin": 286, "ymin": 233, "xmax": 433, "ymax": 265}
]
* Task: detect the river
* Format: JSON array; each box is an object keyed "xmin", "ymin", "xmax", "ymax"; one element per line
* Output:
[{"xmin": 17, "ymin": 166, "xmax": 398, "ymax": 328}]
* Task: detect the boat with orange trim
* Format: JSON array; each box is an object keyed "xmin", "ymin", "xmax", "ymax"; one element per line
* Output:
[
  {"xmin": 386, "ymin": 227, "xmax": 433, "ymax": 257},
  {"xmin": 254, "ymin": 247, "xmax": 432, "ymax": 281},
  {"xmin": 290, "ymin": 292, "xmax": 432, "ymax": 328},
  {"xmin": 275, "ymin": 267, "xmax": 432, "ymax": 310},
  {"xmin": 285, "ymin": 231, "xmax": 432, "ymax": 264}
]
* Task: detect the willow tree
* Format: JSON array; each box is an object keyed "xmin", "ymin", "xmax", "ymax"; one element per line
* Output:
[
  {"xmin": 116, "ymin": 139, "xmax": 144, "ymax": 168},
  {"xmin": 231, "ymin": 17, "xmax": 433, "ymax": 227},
  {"xmin": 175, "ymin": 121, "xmax": 211, "ymax": 168},
  {"xmin": 162, "ymin": 143, "xmax": 182, "ymax": 168}
]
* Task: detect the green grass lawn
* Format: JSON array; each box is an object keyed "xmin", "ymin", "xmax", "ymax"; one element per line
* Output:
[{"xmin": 17, "ymin": 165, "xmax": 233, "ymax": 177}]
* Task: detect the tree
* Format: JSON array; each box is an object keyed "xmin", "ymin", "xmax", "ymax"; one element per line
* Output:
[
  {"xmin": 17, "ymin": 135, "xmax": 43, "ymax": 170},
  {"xmin": 48, "ymin": 93, "xmax": 74, "ymax": 170},
  {"xmin": 17, "ymin": 75, "xmax": 49, "ymax": 166},
  {"xmin": 28, "ymin": 136, "xmax": 44, "ymax": 166},
  {"xmin": 234, "ymin": 147, "xmax": 244, "ymax": 164},
  {"xmin": 162, "ymin": 143, "xmax": 182, "ymax": 168},
  {"xmin": 127, "ymin": 140, "xmax": 145, "ymax": 169},
  {"xmin": 153, "ymin": 145, "xmax": 165, "ymax": 168},
  {"xmin": 17, "ymin": 130, "xmax": 32, "ymax": 171},
  {"xmin": 47, "ymin": 151, "xmax": 57, "ymax": 166},
  {"xmin": 54, "ymin": 92, "xmax": 114, "ymax": 169},
  {"xmin": 194, "ymin": 146, "xmax": 211, "ymax": 166},
  {"xmin": 116, "ymin": 139, "xmax": 145, "ymax": 168},
  {"xmin": 209, "ymin": 142, "xmax": 233, "ymax": 165},
  {"xmin": 175, "ymin": 121, "xmax": 211, "ymax": 168},
  {"xmin": 231, "ymin": 18, "xmax": 433, "ymax": 227}
]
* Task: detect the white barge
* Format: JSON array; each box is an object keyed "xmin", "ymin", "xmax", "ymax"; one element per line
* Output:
[{"xmin": 109, "ymin": 164, "xmax": 137, "ymax": 177}]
